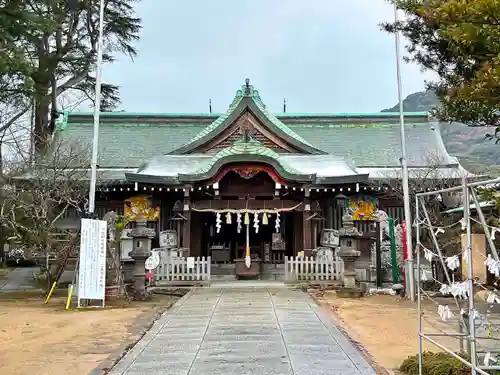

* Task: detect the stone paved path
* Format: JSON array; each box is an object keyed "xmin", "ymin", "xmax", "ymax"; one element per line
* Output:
[
  {"xmin": 0, "ymin": 267, "xmax": 39, "ymax": 291},
  {"xmin": 108, "ymin": 287, "xmax": 376, "ymax": 375}
]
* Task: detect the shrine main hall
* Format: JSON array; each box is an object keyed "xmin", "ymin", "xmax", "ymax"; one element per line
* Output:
[{"xmin": 57, "ymin": 79, "xmax": 471, "ymax": 264}]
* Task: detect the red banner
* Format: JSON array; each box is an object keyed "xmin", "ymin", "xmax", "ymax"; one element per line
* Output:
[{"xmin": 402, "ymin": 220, "xmax": 408, "ymax": 261}]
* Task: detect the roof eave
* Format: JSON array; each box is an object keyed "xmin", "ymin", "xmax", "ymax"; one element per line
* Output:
[
  {"xmin": 314, "ymin": 174, "xmax": 370, "ymax": 185},
  {"xmin": 125, "ymin": 172, "xmax": 180, "ymax": 185},
  {"xmin": 178, "ymin": 154, "xmax": 316, "ymax": 183}
]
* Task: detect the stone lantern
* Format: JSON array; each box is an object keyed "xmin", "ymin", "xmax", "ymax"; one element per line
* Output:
[
  {"xmin": 337, "ymin": 213, "xmax": 362, "ymax": 295},
  {"xmin": 334, "ymin": 193, "xmax": 348, "ymax": 216},
  {"xmin": 128, "ymin": 218, "xmax": 156, "ymax": 300}
]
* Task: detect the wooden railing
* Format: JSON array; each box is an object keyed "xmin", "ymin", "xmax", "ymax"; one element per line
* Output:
[
  {"xmin": 284, "ymin": 256, "xmax": 344, "ymax": 282},
  {"xmin": 155, "ymin": 256, "xmax": 211, "ymax": 284}
]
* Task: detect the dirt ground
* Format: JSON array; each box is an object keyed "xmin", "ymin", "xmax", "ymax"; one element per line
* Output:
[
  {"xmin": 0, "ymin": 293, "xmax": 178, "ymax": 375},
  {"xmin": 0, "ymin": 267, "xmax": 11, "ymax": 280},
  {"xmin": 316, "ymin": 292, "xmax": 462, "ymax": 372}
]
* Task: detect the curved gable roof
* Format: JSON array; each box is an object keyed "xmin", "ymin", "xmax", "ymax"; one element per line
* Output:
[{"xmin": 168, "ymin": 80, "xmax": 325, "ymax": 155}]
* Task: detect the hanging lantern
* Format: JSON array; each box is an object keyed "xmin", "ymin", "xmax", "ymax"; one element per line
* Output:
[
  {"xmin": 244, "ymin": 212, "xmax": 250, "ymax": 225},
  {"xmin": 225, "ymin": 212, "xmax": 232, "ymax": 224},
  {"xmin": 262, "ymin": 212, "xmax": 268, "ymax": 225}
]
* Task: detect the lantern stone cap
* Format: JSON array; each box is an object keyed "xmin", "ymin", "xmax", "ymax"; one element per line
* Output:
[
  {"xmin": 338, "ymin": 213, "xmax": 362, "ymax": 237},
  {"xmin": 338, "ymin": 248, "xmax": 361, "ymax": 257},
  {"xmin": 128, "ymin": 221, "xmax": 156, "ymax": 238},
  {"xmin": 128, "ymin": 248, "xmax": 151, "ymax": 259}
]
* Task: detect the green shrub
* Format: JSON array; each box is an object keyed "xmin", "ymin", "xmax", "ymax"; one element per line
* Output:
[{"xmin": 399, "ymin": 352, "xmax": 470, "ymax": 375}]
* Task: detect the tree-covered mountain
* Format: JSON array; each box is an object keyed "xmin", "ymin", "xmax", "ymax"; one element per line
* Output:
[
  {"xmin": 381, "ymin": 90, "xmax": 439, "ymax": 112},
  {"xmin": 381, "ymin": 91, "xmax": 499, "ymax": 175}
]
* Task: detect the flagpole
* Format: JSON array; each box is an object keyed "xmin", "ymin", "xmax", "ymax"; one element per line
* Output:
[
  {"xmin": 88, "ymin": 0, "xmax": 106, "ymax": 215},
  {"xmin": 393, "ymin": 2, "xmax": 415, "ymax": 301}
]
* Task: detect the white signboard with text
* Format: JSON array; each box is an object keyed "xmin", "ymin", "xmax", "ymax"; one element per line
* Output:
[{"xmin": 78, "ymin": 218, "xmax": 107, "ymax": 305}]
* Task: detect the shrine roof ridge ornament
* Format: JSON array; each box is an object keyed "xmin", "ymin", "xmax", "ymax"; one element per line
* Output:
[{"xmin": 231, "ymin": 78, "xmax": 265, "ymax": 108}]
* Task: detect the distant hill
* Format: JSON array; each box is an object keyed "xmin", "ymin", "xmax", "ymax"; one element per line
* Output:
[
  {"xmin": 381, "ymin": 90, "xmax": 439, "ymax": 112},
  {"xmin": 381, "ymin": 91, "xmax": 499, "ymax": 175}
]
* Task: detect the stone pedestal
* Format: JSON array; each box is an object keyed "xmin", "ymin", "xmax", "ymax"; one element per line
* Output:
[
  {"xmin": 338, "ymin": 248, "xmax": 361, "ymax": 289},
  {"xmin": 337, "ymin": 214, "xmax": 363, "ymax": 298},
  {"xmin": 128, "ymin": 220, "xmax": 156, "ymax": 300}
]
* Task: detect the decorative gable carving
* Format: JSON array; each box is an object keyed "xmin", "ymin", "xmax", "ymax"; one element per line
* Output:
[{"xmin": 200, "ymin": 111, "xmax": 300, "ymax": 153}]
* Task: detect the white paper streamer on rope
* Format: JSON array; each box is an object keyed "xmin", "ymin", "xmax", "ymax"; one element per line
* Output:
[
  {"xmin": 215, "ymin": 212, "xmax": 222, "ymax": 233},
  {"xmin": 434, "ymin": 227, "xmax": 445, "ymax": 236},
  {"xmin": 421, "ymin": 270, "xmax": 428, "ymax": 281},
  {"xmin": 440, "ymin": 281, "xmax": 469, "ymax": 299},
  {"xmin": 463, "ymin": 249, "xmax": 468, "ymax": 264},
  {"xmin": 460, "ymin": 307, "xmax": 481, "ymax": 320},
  {"xmin": 484, "ymin": 352, "xmax": 497, "ymax": 366},
  {"xmin": 437, "ymin": 305, "xmax": 453, "ymax": 322},
  {"xmin": 486, "ymin": 292, "xmax": 500, "ymax": 304},
  {"xmin": 485, "ymin": 254, "xmax": 500, "ymax": 277},
  {"xmin": 459, "ymin": 217, "xmax": 466, "ymax": 231},
  {"xmin": 472, "ymin": 309, "xmax": 481, "ymax": 320},
  {"xmin": 237, "ymin": 213, "xmax": 242, "ymax": 233},
  {"xmin": 491, "ymin": 227, "xmax": 499, "ymax": 241},
  {"xmin": 423, "ymin": 248, "xmax": 434, "ymax": 263},
  {"xmin": 275, "ymin": 212, "xmax": 281, "ymax": 233},
  {"xmin": 253, "ymin": 213, "xmax": 260, "ymax": 233},
  {"xmin": 445, "ymin": 255, "xmax": 460, "ymax": 271}
]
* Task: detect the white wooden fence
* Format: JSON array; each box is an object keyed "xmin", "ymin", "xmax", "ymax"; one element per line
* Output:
[
  {"xmin": 285, "ymin": 256, "xmax": 344, "ymax": 282},
  {"xmin": 155, "ymin": 256, "xmax": 211, "ymax": 284}
]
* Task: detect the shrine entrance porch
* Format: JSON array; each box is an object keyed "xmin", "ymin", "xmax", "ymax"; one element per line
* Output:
[{"xmin": 199, "ymin": 210, "xmax": 295, "ymax": 266}]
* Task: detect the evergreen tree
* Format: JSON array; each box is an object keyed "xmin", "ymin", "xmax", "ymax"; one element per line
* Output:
[{"xmin": 383, "ymin": 0, "xmax": 500, "ymax": 134}]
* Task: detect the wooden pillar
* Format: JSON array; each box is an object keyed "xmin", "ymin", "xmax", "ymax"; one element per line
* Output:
[
  {"xmin": 303, "ymin": 187, "xmax": 312, "ymax": 250},
  {"xmin": 294, "ymin": 213, "xmax": 303, "ymax": 255},
  {"xmin": 182, "ymin": 185, "xmax": 191, "ymax": 254},
  {"xmin": 326, "ymin": 198, "xmax": 334, "ymax": 229}
]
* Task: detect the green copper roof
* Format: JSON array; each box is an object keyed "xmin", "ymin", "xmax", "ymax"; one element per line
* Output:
[
  {"xmin": 55, "ymin": 79, "xmax": 454, "ymax": 169},
  {"xmin": 194, "ymin": 137, "xmax": 300, "ymax": 175},
  {"xmin": 185, "ymin": 96, "xmax": 243, "ymax": 145},
  {"xmin": 172, "ymin": 79, "xmax": 319, "ymax": 154}
]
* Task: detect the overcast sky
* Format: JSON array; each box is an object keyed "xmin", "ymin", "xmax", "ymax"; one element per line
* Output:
[{"xmin": 101, "ymin": 0, "xmax": 436, "ymax": 114}]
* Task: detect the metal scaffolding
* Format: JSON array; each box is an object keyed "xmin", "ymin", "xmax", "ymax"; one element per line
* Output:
[{"xmin": 416, "ymin": 176, "xmax": 500, "ymax": 375}]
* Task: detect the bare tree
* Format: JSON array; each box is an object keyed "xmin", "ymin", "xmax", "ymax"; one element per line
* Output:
[
  {"xmin": 0, "ymin": 138, "xmax": 91, "ymax": 289},
  {"xmin": 373, "ymin": 153, "xmax": 471, "ymax": 255}
]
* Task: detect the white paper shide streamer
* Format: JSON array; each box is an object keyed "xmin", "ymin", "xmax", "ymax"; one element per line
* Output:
[
  {"xmin": 421, "ymin": 270, "xmax": 428, "ymax": 281},
  {"xmin": 253, "ymin": 213, "xmax": 260, "ymax": 233},
  {"xmin": 440, "ymin": 281, "xmax": 468, "ymax": 299},
  {"xmin": 275, "ymin": 212, "xmax": 281, "ymax": 233},
  {"xmin": 486, "ymin": 292, "xmax": 500, "ymax": 304},
  {"xmin": 236, "ymin": 213, "xmax": 242, "ymax": 233},
  {"xmin": 215, "ymin": 212, "xmax": 222, "ymax": 233},
  {"xmin": 434, "ymin": 227, "xmax": 445, "ymax": 236},
  {"xmin": 491, "ymin": 227, "xmax": 499, "ymax": 241},
  {"xmin": 437, "ymin": 305, "xmax": 453, "ymax": 322},
  {"xmin": 484, "ymin": 352, "xmax": 497, "ymax": 366},
  {"xmin": 445, "ymin": 255, "xmax": 460, "ymax": 271},
  {"xmin": 459, "ymin": 217, "xmax": 466, "ymax": 231},
  {"xmin": 485, "ymin": 255, "xmax": 500, "ymax": 277},
  {"xmin": 423, "ymin": 248, "xmax": 434, "ymax": 263}
]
